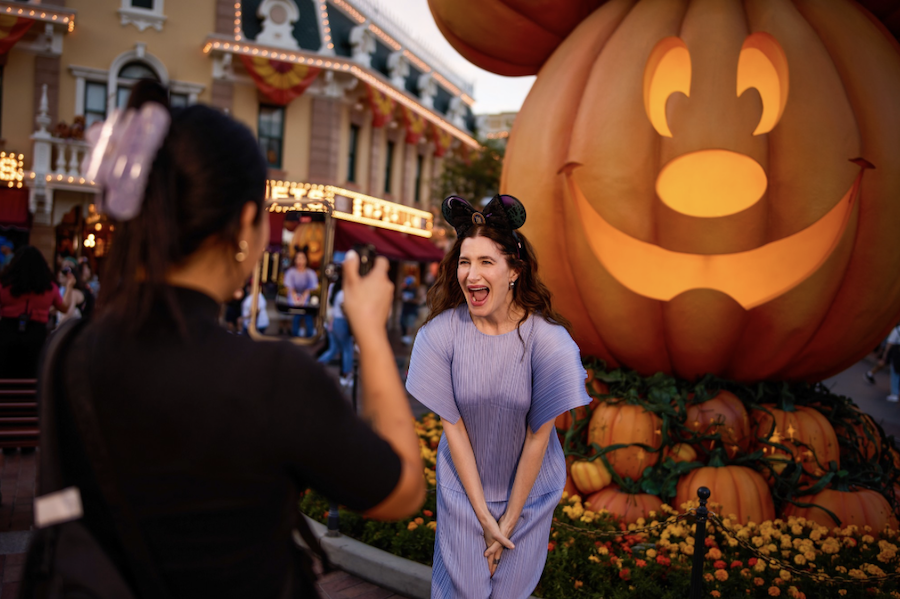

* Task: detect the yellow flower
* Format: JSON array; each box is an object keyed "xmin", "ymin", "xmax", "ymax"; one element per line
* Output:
[
  {"xmin": 779, "ymin": 569, "xmax": 791, "ymax": 581},
  {"xmin": 848, "ymin": 569, "xmax": 866, "ymax": 580},
  {"xmin": 791, "ymin": 524, "xmax": 803, "ymax": 536},
  {"xmin": 809, "ymin": 529, "xmax": 822, "ymax": 542},
  {"xmin": 794, "ymin": 554, "xmax": 806, "ymax": 566},
  {"xmin": 727, "ymin": 537, "xmax": 738, "ymax": 548},
  {"xmin": 598, "ymin": 546, "xmax": 609, "ymax": 555},
  {"xmin": 838, "ymin": 591, "xmax": 847, "ymax": 597},
  {"xmin": 645, "ymin": 549, "xmax": 657, "ymax": 558},
  {"xmin": 754, "ymin": 560, "xmax": 767, "ymax": 573},
  {"xmin": 588, "ymin": 555, "xmax": 600, "ymax": 563},
  {"xmin": 803, "ymin": 550, "xmax": 816, "ymax": 562},
  {"xmin": 427, "ymin": 521, "xmax": 437, "ymax": 531},
  {"xmin": 715, "ymin": 569, "xmax": 729, "ymax": 582},
  {"xmin": 864, "ymin": 563, "xmax": 886, "ymax": 577},
  {"xmin": 835, "ymin": 566, "xmax": 847, "ymax": 574},
  {"xmin": 862, "ymin": 535, "xmax": 875, "ymax": 545}
]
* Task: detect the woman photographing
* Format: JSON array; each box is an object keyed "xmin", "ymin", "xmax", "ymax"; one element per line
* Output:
[
  {"xmin": 25, "ymin": 80, "xmax": 424, "ymax": 597},
  {"xmin": 406, "ymin": 195, "xmax": 591, "ymax": 598}
]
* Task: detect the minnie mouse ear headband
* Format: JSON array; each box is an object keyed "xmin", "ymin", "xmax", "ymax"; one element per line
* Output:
[
  {"xmin": 81, "ymin": 102, "xmax": 171, "ymax": 221},
  {"xmin": 441, "ymin": 194, "xmax": 527, "ymax": 258}
]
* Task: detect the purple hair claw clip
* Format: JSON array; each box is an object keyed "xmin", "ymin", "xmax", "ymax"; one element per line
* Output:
[{"xmin": 82, "ymin": 103, "xmax": 171, "ymax": 221}]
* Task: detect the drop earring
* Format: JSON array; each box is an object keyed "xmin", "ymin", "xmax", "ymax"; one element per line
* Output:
[
  {"xmin": 235, "ymin": 240, "xmax": 249, "ymax": 263},
  {"xmin": 509, "ymin": 280, "xmax": 516, "ymax": 289}
]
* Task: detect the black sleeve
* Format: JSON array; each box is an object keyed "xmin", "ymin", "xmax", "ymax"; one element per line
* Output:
[{"xmin": 271, "ymin": 345, "xmax": 403, "ymax": 512}]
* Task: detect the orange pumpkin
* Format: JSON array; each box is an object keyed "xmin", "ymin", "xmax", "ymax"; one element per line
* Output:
[
  {"xmin": 752, "ymin": 405, "xmax": 840, "ymax": 479},
  {"xmin": 588, "ymin": 401, "xmax": 662, "ymax": 481},
  {"xmin": 570, "ymin": 459, "xmax": 613, "ymax": 495},
  {"xmin": 834, "ymin": 410, "xmax": 883, "ymax": 461},
  {"xmin": 469, "ymin": 0, "xmax": 900, "ymax": 381},
  {"xmin": 665, "ymin": 443, "xmax": 698, "ymax": 464},
  {"xmin": 585, "ymin": 485, "xmax": 663, "ymax": 525},
  {"xmin": 684, "ymin": 391, "xmax": 752, "ymax": 458},
  {"xmin": 427, "ymin": 0, "xmax": 603, "ymax": 76},
  {"xmin": 676, "ymin": 465, "xmax": 775, "ymax": 524},
  {"xmin": 555, "ymin": 396, "xmax": 600, "ymax": 433},
  {"xmin": 783, "ymin": 488, "xmax": 897, "ymax": 531}
]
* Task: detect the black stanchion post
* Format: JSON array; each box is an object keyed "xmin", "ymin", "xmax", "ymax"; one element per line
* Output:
[
  {"xmin": 326, "ymin": 502, "xmax": 340, "ymax": 537},
  {"xmin": 688, "ymin": 487, "xmax": 711, "ymax": 599}
]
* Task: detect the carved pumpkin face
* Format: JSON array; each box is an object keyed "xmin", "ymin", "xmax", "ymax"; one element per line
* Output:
[{"xmin": 496, "ymin": 0, "xmax": 900, "ymax": 381}]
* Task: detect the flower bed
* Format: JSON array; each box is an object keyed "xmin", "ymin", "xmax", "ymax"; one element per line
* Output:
[{"xmin": 300, "ymin": 409, "xmax": 900, "ymax": 598}]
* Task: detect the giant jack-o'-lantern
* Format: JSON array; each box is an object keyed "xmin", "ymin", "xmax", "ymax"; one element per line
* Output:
[{"xmin": 431, "ymin": 0, "xmax": 900, "ymax": 382}]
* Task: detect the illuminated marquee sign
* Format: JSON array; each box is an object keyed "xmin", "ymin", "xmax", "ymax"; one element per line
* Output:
[
  {"xmin": 266, "ymin": 180, "xmax": 433, "ymax": 238},
  {"xmin": 0, "ymin": 152, "xmax": 24, "ymax": 189}
]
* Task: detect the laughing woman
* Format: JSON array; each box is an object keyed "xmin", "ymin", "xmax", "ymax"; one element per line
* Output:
[{"xmin": 406, "ymin": 195, "xmax": 591, "ymax": 599}]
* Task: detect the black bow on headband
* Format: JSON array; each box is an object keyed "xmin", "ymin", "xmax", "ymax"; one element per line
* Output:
[{"xmin": 441, "ymin": 194, "xmax": 527, "ymax": 258}]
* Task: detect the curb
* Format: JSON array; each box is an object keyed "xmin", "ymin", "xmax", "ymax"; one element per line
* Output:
[
  {"xmin": 302, "ymin": 516, "xmax": 541, "ymax": 599},
  {"xmin": 303, "ymin": 515, "xmax": 432, "ymax": 599}
]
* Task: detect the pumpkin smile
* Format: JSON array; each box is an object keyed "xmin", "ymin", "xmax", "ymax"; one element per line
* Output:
[{"xmin": 564, "ymin": 160, "xmax": 870, "ymax": 310}]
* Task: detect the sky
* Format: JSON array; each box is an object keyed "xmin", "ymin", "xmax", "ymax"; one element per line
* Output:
[{"xmin": 360, "ymin": 0, "xmax": 536, "ymax": 115}]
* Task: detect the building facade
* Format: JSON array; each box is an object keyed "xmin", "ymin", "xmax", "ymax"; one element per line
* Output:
[{"xmin": 0, "ymin": 0, "xmax": 478, "ymax": 269}]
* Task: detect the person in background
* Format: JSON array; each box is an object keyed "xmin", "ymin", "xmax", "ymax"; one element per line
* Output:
[
  {"xmin": 284, "ymin": 248, "xmax": 318, "ymax": 337},
  {"xmin": 80, "ymin": 259, "xmax": 101, "ymax": 297},
  {"xmin": 877, "ymin": 323, "xmax": 900, "ymax": 401},
  {"xmin": 56, "ymin": 260, "xmax": 95, "ymax": 323},
  {"xmin": 318, "ymin": 269, "xmax": 354, "ymax": 387},
  {"xmin": 0, "ymin": 238, "xmax": 14, "ymax": 269},
  {"xmin": 0, "ymin": 246, "xmax": 74, "ymax": 377},
  {"xmin": 27, "ymin": 80, "xmax": 424, "ymax": 596},
  {"xmin": 399, "ymin": 275, "xmax": 419, "ymax": 345},
  {"xmin": 240, "ymin": 283, "xmax": 269, "ymax": 335}
]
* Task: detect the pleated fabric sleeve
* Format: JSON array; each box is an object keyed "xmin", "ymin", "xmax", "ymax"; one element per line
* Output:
[
  {"xmin": 406, "ymin": 312, "xmax": 460, "ymax": 424},
  {"xmin": 528, "ymin": 321, "xmax": 591, "ymax": 433}
]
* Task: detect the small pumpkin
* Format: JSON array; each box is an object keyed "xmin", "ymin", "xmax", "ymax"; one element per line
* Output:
[
  {"xmin": 684, "ymin": 391, "xmax": 752, "ymax": 458},
  {"xmin": 570, "ymin": 459, "xmax": 613, "ymax": 495},
  {"xmin": 752, "ymin": 404, "xmax": 840, "ymax": 479},
  {"xmin": 783, "ymin": 488, "xmax": 897, "ymax": 531},
  {"xmin": 585, "ymin": 485, "xmax": 663, "ymax": 525},
  {"xmin": 588, "ymin": 401, "xmax": 662, "ymax": 481},
  {"xmin": 676, "ymin": 465, "xmax": 775, "ymax": 524},
  {"xmin": 665, "ymin": 443, "xmax": 698, "ymax": 464}
]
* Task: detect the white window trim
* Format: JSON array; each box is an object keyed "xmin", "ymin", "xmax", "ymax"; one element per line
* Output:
[{"xmin": 119, "ymin": 0, "xmax": 167, "ymax": 33}]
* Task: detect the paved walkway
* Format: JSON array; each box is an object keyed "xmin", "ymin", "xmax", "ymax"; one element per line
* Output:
[{"xmin": 825, "ymin": 352, "xmax": 900, "ymax": 440}]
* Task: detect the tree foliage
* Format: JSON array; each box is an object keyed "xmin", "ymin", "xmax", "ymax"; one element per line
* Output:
[{"xmin": 432, "ymin": 138, "xmax": 505, "ymax": 207}]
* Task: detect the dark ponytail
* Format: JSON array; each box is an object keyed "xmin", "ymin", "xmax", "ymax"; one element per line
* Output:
[{"xmin": 98, "ymin": 79, "xmax": 267, "ymax": 331}]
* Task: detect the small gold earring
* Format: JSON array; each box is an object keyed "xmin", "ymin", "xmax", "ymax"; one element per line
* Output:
[{"xmin": 235, "ymin": 240, "xmax": 249, "ymax": 263}]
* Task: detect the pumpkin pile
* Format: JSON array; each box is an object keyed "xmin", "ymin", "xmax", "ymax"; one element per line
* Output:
[{"xmin": 558, "ymin": 359, "xmax": 899, "ymax": 533}]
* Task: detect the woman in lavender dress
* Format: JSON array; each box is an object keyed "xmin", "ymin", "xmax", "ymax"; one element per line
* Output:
[
  {"xmin": 284, "ymin": 248, "xmax": 318, "ymax": 337},
  {"xmin": 406, "ymin": 195, "xmax": 591, "ymax": 599}
]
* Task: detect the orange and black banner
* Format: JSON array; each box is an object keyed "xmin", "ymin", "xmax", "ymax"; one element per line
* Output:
[
  {"xmin": 367, "ymin": 84, "xmax": 396, "ymax": 128},
  {"xmin": 0, "ymin": 16, "xmax": 33, "ymax": 55},
  {"xmin": 240, "ymin": 55, "xmax": 321, "ymax": 106},
  {"xmin": 431, "ymin": 124, "xmax": 453, "ymax": 157},
  {"xmin": 403, "ymin": 105, "xmax": 427, "ymax": 144}
]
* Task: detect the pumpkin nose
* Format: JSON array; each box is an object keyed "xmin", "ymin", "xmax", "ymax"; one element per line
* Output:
[{"xmin": 656, "ymin": 149, "xmax": 767, "ymax": 217}]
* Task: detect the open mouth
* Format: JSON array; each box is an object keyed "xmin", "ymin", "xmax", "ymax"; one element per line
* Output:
[
  {"xmin": 563, "ymin": 159, "xmax": 870, "ymax": 310},
  {"xmin": 468, "ymin": 286, "xmax": 490, "ymax": 307}
]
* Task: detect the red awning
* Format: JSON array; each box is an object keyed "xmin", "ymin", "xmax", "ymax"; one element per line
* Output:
[
  {"xmin": 334, "ymin": 220, "xmax": 408, "ymax": 261},
  {"xmin": 376, "ymin": 228, "xmax": 445, "ymax": 263},
  {"xmin": 0, "ymin": 188, "xmax": 30, "ymax": 229},
  {"xmin": 268, "ymin": 211, "xmax": 286, "ymax": 249}
]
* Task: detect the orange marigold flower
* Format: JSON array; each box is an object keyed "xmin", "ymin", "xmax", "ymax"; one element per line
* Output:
[
  {"xmin": 574, "ymin": 581, "xmax": 583, "ymax": 589},
  {"xmin": 548, "ymin": 542, "xmax": 556, "ymax": 552},
  {"xmin": 423, "ymin": 510, "xmax": 433, "ymax": 517},
  {"xmin": 414, "ymin": 517, "xmax": 424, "ymax": 525},
  {"xmin": 714, "ymin": 560, "xmax": 727, "ymax": 569},
  {"xmin": 708, "ymin": 547, "xmax": 723, "ymax": 560},
  {"xmin": 754, "ymin": 577, "xmax": 765, "ymax": 586},
  {"xmin": 711, "ymin": 592, "xmax": 721, "ymax": 598},
  {"xmin": 769, "ymin": 587, "xmax": 781, "ymax": 597},
  {"xmin": 715, "ymin": 569, "xmax": 729, "ymax": 582},
  {"xmin": 635, "ymin": 559, "xmax": 647, "ymax": 567}
]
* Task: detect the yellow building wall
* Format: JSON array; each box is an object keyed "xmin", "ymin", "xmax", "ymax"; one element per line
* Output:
[
  {"xmin": 336, "ymin": 104, "xmax": 349, "ymax": 185},
  {"xmin": 2, "ymin": 50, "xmax": 35, "ymax": 166},
  {"xmin": 59, "ymin": 0, "xmax": 217, "ymax": 124},
  {"xmin": 283, "ymin": 94, "xmax": 311, "ymax": 181},
  {"xmin": 231, "ymin": 84, "xmax": 259, "ymax": 135},
  {"xmin": 356, "ymin": 119, "xmax": 372, "ymax": 194}
]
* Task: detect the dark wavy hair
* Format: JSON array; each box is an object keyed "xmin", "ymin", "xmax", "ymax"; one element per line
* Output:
[
  {"xmin": 0, "ymin": 246, "xmax": 55, "ymax": 297},
  {"xmin": 98, "ymin": 80, "xmax": 267, "ymax": 331},
  {"xmin": 425, "ymin": 225, "xmax": 571, "ymax": 337}
]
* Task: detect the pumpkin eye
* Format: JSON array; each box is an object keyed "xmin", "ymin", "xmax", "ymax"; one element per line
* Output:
[
  {"xmin": 737, "ymin": 32, "xmax": 789, "ymax": 136},
  {"xmin": 643, "ymin": 37, "xmax": 691, "ymax": 138}
]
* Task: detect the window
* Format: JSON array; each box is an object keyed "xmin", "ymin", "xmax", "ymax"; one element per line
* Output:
[
  {"xmin": 116, "ymin": 61, "xmax": 160, "ymax": 109},
  {"xmin": 0, "ymin": 66, "xmax": 4, "ymax": 140},
  {"xmin": 259, "ymin": 105, "xmax": 285, "ymax": 169},
  {"xmin": 85, "ymin": 82, "xmax": 108, "ymax": 127},
  {"xmin": 347, "ymin": 124, "xmax": 360, "ymax": 184},
  {"xmin": 384, "ymin": 141, "xmax": 395, "ymax": 194},
  {"xmin": 131, "ymin": 0, "xmax": 154, "ymax": 8},
  {"xmin": 169, "ymin": 93, "xmax": 189, "ymax": 109},
  {"xmin": 414, "ymin": 154, "xmax": 424, "ymax": 204}
]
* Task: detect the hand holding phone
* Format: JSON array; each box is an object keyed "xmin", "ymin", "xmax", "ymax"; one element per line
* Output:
[{"xmin": 342, "ymin": 247, "xmax": 393, "ymax": 335}]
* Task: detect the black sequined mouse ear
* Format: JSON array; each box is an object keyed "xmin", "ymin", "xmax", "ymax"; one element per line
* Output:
[
  {"xmin": 442, "ymin": 195, "xmax": 478, "ymax": 236},
  {"xmin": 496, "ymin": 194, "xmax": 526, "ymax": 229}
]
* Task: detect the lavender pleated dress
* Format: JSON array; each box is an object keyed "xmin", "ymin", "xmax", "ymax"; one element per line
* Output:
[{"xmin": 406, "ymin": 305, "xmax": 591, "ymax": 599}]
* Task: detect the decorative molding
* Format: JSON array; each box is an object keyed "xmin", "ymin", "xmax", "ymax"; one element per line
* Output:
[
  {"xmin": 349, "ymin": 23, "xmax": 374, "ymax": 67},
  {"xmin": 387, "ymin": 51, "xmax": 408, "ymax": 89},
  {"xmin": 118, "ymin": 0, "xmax": 166, "ymax": 32},
  {"xmin": 255, "ymin": 0, "xmax": 299, "ymax": 49},
  {"xmin": 169, "ymin": 80, "xmax": 205, "ymax": 104},
  {"xmin": 15, "ymin": 23, "xmax": 63, "ymax": 56}
]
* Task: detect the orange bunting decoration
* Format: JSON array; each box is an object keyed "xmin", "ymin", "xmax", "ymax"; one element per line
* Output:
[
  {"xmin": 240, "ymin": 55, "xmax": 320, "ymax": 106},
  {"xmin": 0, "ymin": 16, "xmax": 33, "ymax": 55},
  {"xmin": 367, "ymin": 85, "xmax": 396, "ymax": 128},
  {"xmin": 402, "ymin": 106, "xmax": 427, "ymax": 144},
  {"xmin": 431, "ymin": 124, "xmax": 454, "ymax": 157}
]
